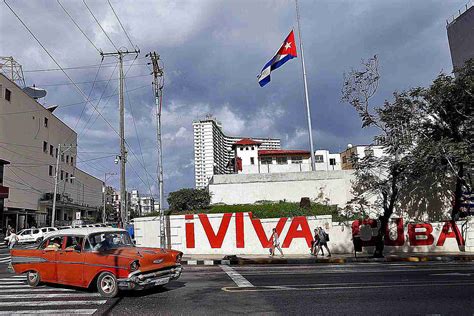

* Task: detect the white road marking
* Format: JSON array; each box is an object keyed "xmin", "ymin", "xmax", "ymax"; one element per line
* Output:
[
  {"xmin": 0, "ymin": 309, "xmax": 97, "ymax": 315},
  {"xmin": 187, "ymin": 260, "xmax": 197, "ymax": 265},
  {"xmin": 0, "ymin": 281, "xmax": 26, "ymax": 284},
  {"xmin": 0, "ymin": 288, "xmax": 75, "ymax": 292},
  {"xmin": 0, "ymin": 293, "xmax": 100, "ymax": 299},
  {"xmin": 0, "ymin": 300, "xmax": 106, "ymax": 307},
  {"xmin": 11, "ymin": 275, "xmax": 26, "ymax": 278},
  {"xmin": 204, "ymin": 260, "xmax": 214, "ymax": 265},
  {"xmin": 430, "ymin": 272, "xmax": 472, "ymax": 276},
  {"xmin": 222, "ymin": 281, "xmax": 474, "ymax": 292},
  {"xmin": 220, "ymin": 265, "xmax": 254, "ymax": 288}
]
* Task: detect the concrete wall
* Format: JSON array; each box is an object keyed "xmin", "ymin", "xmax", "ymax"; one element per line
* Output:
[
  {"xmin": 209, "ymin": 170, "xmax": 355, "ymax": 206},
  {"xmin": 134, "ymin": 212, "xmax": 467, "ymax": 255}
]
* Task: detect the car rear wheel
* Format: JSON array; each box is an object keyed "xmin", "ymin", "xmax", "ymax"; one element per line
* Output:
[
  {"xmin": 26, "ymin": 271, "xmax": 40, "ymax": 287},
  {"xmin": 97, "ymin": 272, "xmax": 118, "ymax": 298}
]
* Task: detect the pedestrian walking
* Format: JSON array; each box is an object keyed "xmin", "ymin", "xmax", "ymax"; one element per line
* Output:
[
  {"xmin": 316, "ymin": 227, "xmax": 331, "ymax": 257},
  {"xmin": 8, "ymin": 229, "xmax": 19, "ymax": 250},
  {"xmin": 270, "ymin": 228, "xmax": 284, "ymax": 257},
  {"xmin": 311, "ymin": 228, "xmax": 324, "ymax": 256}
]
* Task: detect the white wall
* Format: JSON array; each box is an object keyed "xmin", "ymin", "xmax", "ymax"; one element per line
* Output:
[
  {"xmin": 134, "ymin": 212, "xmax": 468, "ymax": 255},
  {"xmin": 209, "ymin": 171, "xmax": 355, "ymax": 206}
]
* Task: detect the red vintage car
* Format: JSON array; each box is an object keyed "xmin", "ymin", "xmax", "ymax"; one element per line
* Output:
[{"xmin": 10, "ymin": 227, "xmax": 183, "ymax": 298}]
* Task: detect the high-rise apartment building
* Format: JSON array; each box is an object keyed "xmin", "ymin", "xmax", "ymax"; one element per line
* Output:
[
  {"xmin": 193, "ymin": 117, "xmax": 281, "ymax": 188},
  {"xmin": 447, "ymin": 3, "xmax": 474, "ymax": 70}
]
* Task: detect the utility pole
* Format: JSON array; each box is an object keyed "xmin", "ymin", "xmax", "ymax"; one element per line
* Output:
[
  {"xmin": 51, "ymin": 144, "xmax": 73, "ymax": 227},
  {"xmin": 149, "ymin": 52, "xmax": 165, "ymax": 248},
  {"xmin": 103, "ymin": 172, "xmax": 116, "ymax": 223},
  {"xmin": 51, "ymin": 144, "xmax": 61, "ymax": 227},
  {"xmin": 101, "ymin": 49, "xmax": 139, "ymax": 227}
]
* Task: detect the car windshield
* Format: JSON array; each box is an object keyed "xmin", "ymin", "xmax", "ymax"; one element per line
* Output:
[{"xmin": 88, "ymin": 231, "xmax": 133, "ymax": 251}]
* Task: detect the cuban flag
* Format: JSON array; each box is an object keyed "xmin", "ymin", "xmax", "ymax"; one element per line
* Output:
[{"xmin": 258, "ymin": 30, "xmax": 297, "ymax": 87}]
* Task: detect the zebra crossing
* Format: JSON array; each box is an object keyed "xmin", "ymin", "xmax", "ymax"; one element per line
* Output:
[
  {"xmin": 0, "ymin": 275, "xmax": 108, "ymax": 315},
  {"xmin": 0, "ymin": 244, "xmax": 37, "ymax": 266}
]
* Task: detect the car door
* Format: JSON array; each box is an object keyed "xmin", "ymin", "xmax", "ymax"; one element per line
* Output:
[
  {"xmin": 19, "ymin": 229, "xmax": 32, "ymax": 243},
  {"xmin": 57, "ymin": 235, "xmax": 85, "ymax": 287},
  {"xmin": 38, "ymin": 236, "xmax": 60, "ymax": 282}
]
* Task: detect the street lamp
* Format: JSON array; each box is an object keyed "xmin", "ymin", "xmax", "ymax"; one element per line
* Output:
[{"xmin": 103, "ymin": 172, "xmax": 116, "ymax": 223}]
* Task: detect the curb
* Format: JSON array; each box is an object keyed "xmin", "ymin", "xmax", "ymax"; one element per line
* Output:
[{"xmin": 182, "ymin": 255, "xmax": 474, "ymax": 266}]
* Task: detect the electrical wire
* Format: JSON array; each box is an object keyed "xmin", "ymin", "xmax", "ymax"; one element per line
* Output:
[
  {"xmin": 57, "ymin": 0, "xmax": 101, "ymax": 54},
  {"xmin": 82, "ymin": 0, "xmax": 118, "ymax": 51},
  {"xmin": 40, "ymin": 73, "xmax": 150, "ymax": 87},
  {"xmin": 107, "ymin": 0, "xmax": 135, "ymax": 49},
  {"xmin": 0, "ymin": 84, "xmax": 149, "ymax": 116},
  {"xmin": 124, "ymin": 79, "xmax": 152, "ymax": 196}
]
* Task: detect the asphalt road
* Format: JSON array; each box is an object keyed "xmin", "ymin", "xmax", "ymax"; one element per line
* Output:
[{"xmin": 0, "ymin": 245, "xmax": 473, "ymax": 315}]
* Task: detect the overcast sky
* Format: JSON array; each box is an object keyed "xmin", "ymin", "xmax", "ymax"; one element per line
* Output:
[{"xmin": 0, "ymin": 0, "xmax": 465, "ymax": 202}]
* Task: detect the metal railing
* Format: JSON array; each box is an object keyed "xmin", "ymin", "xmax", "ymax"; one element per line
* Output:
[{"xmin": 446, "ymin": 1, "xmax": 473, "ymax": 26}]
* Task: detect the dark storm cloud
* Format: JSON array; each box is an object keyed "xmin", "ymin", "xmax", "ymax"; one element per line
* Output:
[{"xmin": 0, "ymin": 0, "xmax": 465, "ymax": 199}]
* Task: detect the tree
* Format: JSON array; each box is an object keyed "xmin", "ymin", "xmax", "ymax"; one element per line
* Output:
[
  {"xmin": 342, "ymin": 56, "xmax": 424, "ymax": 257},
  {"xmin": 167, "ymin": 188, "xmax": 211, "ymax": 212},
  {"xmin": 411, "ymin": 60, "xmax": 473, "ymax": 220}
]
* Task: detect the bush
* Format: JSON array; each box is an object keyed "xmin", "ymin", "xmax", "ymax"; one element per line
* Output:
[
  {"xmin": 180, "ymin": 201, "xmax": 354, "ymax": 222},
  {"xmin": 167, "ymin": 188, "xmax": 211, "ymax": 212}
]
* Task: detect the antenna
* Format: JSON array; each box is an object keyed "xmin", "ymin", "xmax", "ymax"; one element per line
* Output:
[{"xmin": 0, "ymin": 56, "xmax": 26, "ymax": 87}]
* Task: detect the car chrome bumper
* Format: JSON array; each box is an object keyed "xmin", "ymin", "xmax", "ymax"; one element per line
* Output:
[{"xmin": 117, "ymin": 265, "xmax": 182, "ymax": 290}]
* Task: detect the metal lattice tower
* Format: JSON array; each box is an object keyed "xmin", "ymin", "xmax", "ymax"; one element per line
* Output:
[{"xmin": 0, "ymin": 56, "xmax": 26, "ymax": 87}]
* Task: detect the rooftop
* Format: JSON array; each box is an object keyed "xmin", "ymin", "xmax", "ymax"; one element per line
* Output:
[
  {"xmin": 233, "ymin": 138, "xmax": 262, "ymax": 147},
  {"xmin": 258, "ymin": 149, "xmax": 310, "ymax": 156}
]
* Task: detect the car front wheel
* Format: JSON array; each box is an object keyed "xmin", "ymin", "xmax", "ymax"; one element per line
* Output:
[
  {"xmin": 26, "ymin": 271, "xmax": 40, "ymax": 287},
  {"xmin": 97, "ymin": 272, "xmax": 119, "ymax": 298}
]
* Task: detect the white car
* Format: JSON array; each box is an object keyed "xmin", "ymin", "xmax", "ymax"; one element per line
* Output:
[{"xmin": 4, "ymin": 227, "xmax": 58, "ymax": 244}]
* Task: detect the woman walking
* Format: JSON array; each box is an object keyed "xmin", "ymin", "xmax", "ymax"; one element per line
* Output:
[
  {"xmin": 316, "ymin": 227, "xmax": 331, "ymax": 257},
  {"xmin": 270, "ymin": 228, "xmax": 284, "ymax": 257}
]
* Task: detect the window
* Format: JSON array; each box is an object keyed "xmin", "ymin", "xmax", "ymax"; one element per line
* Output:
[
  {"xmin": 49, "ymin": 145, "xmax": 54, "ymax": 156},
  {"xmin": 261, "ymin": 157, "xmax": 272, "ymax": 165},
  {"xmin": 55, "ymin": 148, "xmax": 58, "ymax": 158},
  {"xmin": 66, "ymin": 155, "xmax": 69, "ymax": 164},
  {"xmin": 364, "ymin": 149, "xmax": 374, "ymax": 157},
  {"xmin": 251, "ymin": 147, "xmax": 254, "ymax": 150},
  {"xmin": 60, "ymin": 170, "xmax": 64, "ymax": 181},
  {"xmin": 291, "ymin": 156, "xmax": 303, "ymax": 164},
  {"xmin": 64, "ymin": 236, "xmax": 84, "ymax": 252},
  {"xmin": 48, "ymin": 165, "xmax": 53, "ymax": 176},
  {"xmin": 315, "ymin": 155, "xmax": 324, "ymax": 163},
  {"xmin": 5, "ymin": 88, "xmax": 11, "ymax": 102},
  {"xmin": 250, "ymin": 157, "xmax": 255, "ymax": 165},
  {"xmin": 61, "ymin": 153, "xmax": 64, "ymax": 162},
  {"xmin": 43, "ymin": 141, "xmax": 48, "ymax": 153},
  {"xmin": 276, "ymin": 157, "xmax": 287, "ymax": 165},
  {"xmin": 329, "ymin": 158, "xmax": 336, "ymax": 166},
  {"xmin": 44, "ymin": 117, "xmax": 48, "ymax": 128},
  {"xmin": 246, "ymin": 147, "xmax": 249, "ymax": 150},
  {"xmin": 70, "ymin": 157, "xmax": 74, "ymax": 166},
  {"xmin": 65, "ymin": 172, "xmax": 69, "ymax": 182},
  {"xmin": 32, "ymin": 229, "xmax": 40, "ymax": 234}
]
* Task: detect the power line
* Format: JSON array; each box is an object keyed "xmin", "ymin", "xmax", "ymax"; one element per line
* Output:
[
  {"xmin": 40, "ymin": 73, "xmax": 150, "ymax": 87},
  {"xmin": 124, "ymin": 79, "xmax": 152, "ymax": 196},
  {"xmin": 83, "ymin": 0, "xmax": 118, "ymax": 51},
  {"xmin": 0, "ymin": 84, "xmax": 149, "ymax": 116},
  {"xmin": 23, "ymin": 60, "xmax": 147, "ymax": 73},
  {"xmin": 57, "ymin": 0, "xmax": 101, "ymax": 54},
  {"xmin": 107, "ymin": 0, "xmax": 135, "ymax": 50}
]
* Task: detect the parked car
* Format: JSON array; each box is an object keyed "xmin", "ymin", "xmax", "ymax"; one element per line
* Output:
[
  {"xmin": 4, "ymin": 227, "xmax": 58, "ymax": 244},
  {"xmin": 10, "ymin": 227, "xmax": 183, "ymax": 298}
]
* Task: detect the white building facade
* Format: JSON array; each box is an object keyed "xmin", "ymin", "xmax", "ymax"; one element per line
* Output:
[
  {"xmin": 0, "ymin": 73, "xmax": 103, "ymax": 230},
  {"xmin": 193, "ymin": 117, "xmax": 280, "ymax": 189}
]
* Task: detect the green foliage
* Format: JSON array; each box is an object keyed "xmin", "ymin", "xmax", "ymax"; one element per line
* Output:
[
  {"xmin": 179, "ymin": 201, "xmax": 354, "ymax": 222},
  {"xmin": 167, "ymin": 188, "xmax": 211, "ymax": 212}
]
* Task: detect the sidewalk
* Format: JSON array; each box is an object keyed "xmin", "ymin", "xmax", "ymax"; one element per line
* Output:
[{"xmin": 181, "ymin": 252, "xmax": 474, "ymax": 265}]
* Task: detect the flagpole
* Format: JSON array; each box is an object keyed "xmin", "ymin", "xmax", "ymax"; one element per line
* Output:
[{"xmin": 295, "ymin": 0, "xmax": 316, "ymax": 171}]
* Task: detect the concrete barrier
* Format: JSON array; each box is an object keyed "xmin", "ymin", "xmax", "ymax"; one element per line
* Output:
[{"xmin": 133, "ymin": 212, "xmax": 467, "ymax": 255}]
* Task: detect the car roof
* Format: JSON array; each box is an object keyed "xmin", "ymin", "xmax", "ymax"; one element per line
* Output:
[{"xmin": 45, "ymin": 227, "xmax": 127, "ymax": 237}]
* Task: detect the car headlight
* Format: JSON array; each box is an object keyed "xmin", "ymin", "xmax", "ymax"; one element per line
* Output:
[{"xmin": 130, "ymin": 260, "xmax": 140, "ymax": 272}]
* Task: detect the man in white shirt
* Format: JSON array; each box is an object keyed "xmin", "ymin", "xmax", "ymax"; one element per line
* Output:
[{"xmin": 270, "ymin": 228, "xmax": 284, "ymax": 257}]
